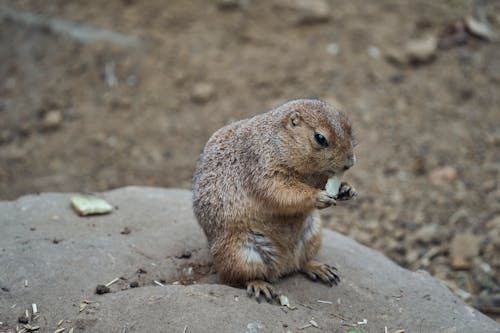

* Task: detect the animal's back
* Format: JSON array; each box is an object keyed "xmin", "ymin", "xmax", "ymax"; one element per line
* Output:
[{"xmin": 192, "ymin": 116, "xmax": 265, "ymax": 243}]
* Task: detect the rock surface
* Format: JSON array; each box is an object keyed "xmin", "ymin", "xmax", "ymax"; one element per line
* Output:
[{"xmin": 0, "ymin": 188, "xmax": 498, "ymax": 333}]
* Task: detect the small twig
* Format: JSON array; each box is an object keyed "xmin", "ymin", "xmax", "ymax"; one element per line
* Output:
[
  {"xmin": 297, "ymin": 323, "xmax": 312, "ymax": 330},
  {"xmin": 54, "ymin": 328, "xmax": 65, "ymax": 333},
  {"xmin": 331, "ymin": 313, "xmax": 348, "ymax": 321},
  {"xmin": 105, "ymin": 277, "xmax": 120, "ymax": 287},
  {"xmin": 183, "ymin": 325, "xmax": 188, "ymax": 333},
  {"xmin": 104, "ymin": 62, "xmax": 118, "ymax": 87},
  {"xmin": 153, "ymin": 280, "xmax": 165, "ymax": 287},
  {"xmin": 317, "ymin": 300, "xmax": 333, "ymax": 304}
]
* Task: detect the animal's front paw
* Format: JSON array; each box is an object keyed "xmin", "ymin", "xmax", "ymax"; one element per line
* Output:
[
  {"xmin": 336, "ymin": 182, "xmax": 357, "ymax": 201},
  {"xmin": 315, "ymin": 191, "xmax": 336, "ymax": 209},
  {"xmin": 302, "ymin": 260, "xmax": 340, "ymax": 286},
  {"xmin": 246, "ymin": 280, "xmax": 278, "ymax": 303}
]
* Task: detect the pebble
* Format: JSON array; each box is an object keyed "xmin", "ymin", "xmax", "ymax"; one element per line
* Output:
[
  {"xmin": 354, "ymin": 231, "xmax": 372, "ymax": 246},
  {"xmin": 412, "ymin": 157, "xmax": 427, "ymax": 175},
  {"xmin": 0, "ymin": 129, "xmax": 12, "ymax": 143},
  {"xmin": 486, "ymin": 215, "xmax": 500, "ymax": 229},
  {"xmin": 95, "ymin": 284, "xmax": 111, "ymax": 294},
  {"xmin": 448, "ymin": 208, "xmax": 469, "ymax": 226},
  {"xmin": 386, "ymin": 35, "xmax": 438, "ymax": 65},
  {"xmin": 454, "ymin": 288, "xmax": 472, "ymax": 301},
  {"xmin": 1, "ymin": 146, "xmax": 26, "ymax": 161},
  {"xmin": 326, "ymin": 43, "xmax": 339, "ymax": 56},
  {"xmin": 191, "ymin": 83, "xmax": 215, "ymax": 104},
  {"xmin": 216, "ymin": 0, "xmax": 241, "ymax": 10},
  {"xmin": 42, "ymin": 110, "xmax": 63, "ymax": 130},
  {"xmin": 413, "ymin": 223, "xmax": 442, "ymax": 244},
  {"xmin": 450, "ymin": 232, "xmax": 482, "ymax": 270},
  {"xmin": 475, "ymin": 293, "xmax": 500, "ymax": 315},
  {"xmin": 486, "ymin": 129, "xmax": 500, "ymax": 145},
  {"xmin": 368, "ymin": 46, "xmax": 381, "ymax": 59},
  {"xmin": 429, "ymin": 166, "xmax": 458, "ymax": 185},
  {"xmin": 473, "ymin": 262, "xmax": 499, "ymax": 292},
  {"xmin": 108, "ymin": 95, "xmax": 132, "ymax": 110},
  {"xmin": 406, "ymin": 249, "xmax": 420, "ymax": 264},
  {"xmin": 285, "ymin": 0, "xmax": 330, "ymax": 24}
]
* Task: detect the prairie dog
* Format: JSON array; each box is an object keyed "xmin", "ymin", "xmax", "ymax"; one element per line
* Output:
[{"xmin": 193, "ymin": 99, "xmax": 357, "ymax": 302}]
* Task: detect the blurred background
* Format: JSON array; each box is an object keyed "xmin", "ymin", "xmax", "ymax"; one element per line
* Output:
[{"xmin": 0, "ymin": 0, "xmax": 499, "ymax": 321}]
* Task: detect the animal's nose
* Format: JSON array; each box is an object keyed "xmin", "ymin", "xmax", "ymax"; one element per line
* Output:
[{"xmin": 343, "ymin": 155, "xmax": 356, "ymax": 170}]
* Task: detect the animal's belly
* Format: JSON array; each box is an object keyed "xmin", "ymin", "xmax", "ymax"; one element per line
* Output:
[{"xmin": 238, "ymin": 211, "xmax": 322, "ymax": 280}]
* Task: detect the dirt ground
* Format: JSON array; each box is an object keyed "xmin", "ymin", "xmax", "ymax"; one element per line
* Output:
[{"xmin": 0, "ymin": 0, "xmax": 499, "ymax": 320}]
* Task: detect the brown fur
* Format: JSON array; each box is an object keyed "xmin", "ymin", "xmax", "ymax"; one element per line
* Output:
[{"xmin": 192, "ymin": 99, "xmax": 356, "ymax": 298}]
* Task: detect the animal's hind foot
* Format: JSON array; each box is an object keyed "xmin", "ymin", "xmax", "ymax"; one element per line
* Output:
[
  {"xmin": 301, "ymin": 260, "xmax": 340, "ymax": 286},
  {"xmin": 246, "ymin": 279, "xmax": 278, "ymax": 303}
]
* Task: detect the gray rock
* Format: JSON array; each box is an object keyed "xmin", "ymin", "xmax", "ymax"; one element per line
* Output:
[{"xmin": 0, "ymin": 188, "xmax": 498, "ymax": 332}]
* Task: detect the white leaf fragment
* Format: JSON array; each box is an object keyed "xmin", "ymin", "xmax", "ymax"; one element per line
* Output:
[
  {"xmin": 357, "ymin": 318, "xmax": 367, "ymax": 325},
  {"xmin": 325, "ymin": 172, "xmax": 343, "ymax": 197},
  {"xmin": 278, "ymin": 294, "xmax": 297, "ymax": 309},
  {"xmin": 71, "ymin": 195, "xmax": 113, "ymax": 216},
  {"xmin": 279, "ymin": 295, "xmax": 290, "ymax": 307}
]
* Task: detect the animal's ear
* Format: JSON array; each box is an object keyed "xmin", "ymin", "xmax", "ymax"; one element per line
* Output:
[{"xmin": 289, "ymin": 111, "xmax": 300, "ymax": 128}]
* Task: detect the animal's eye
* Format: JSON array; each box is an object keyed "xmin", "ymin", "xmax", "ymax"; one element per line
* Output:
[{"xmin": 314, "ymin": 133, "xmax": 328, "ymax": 147}]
